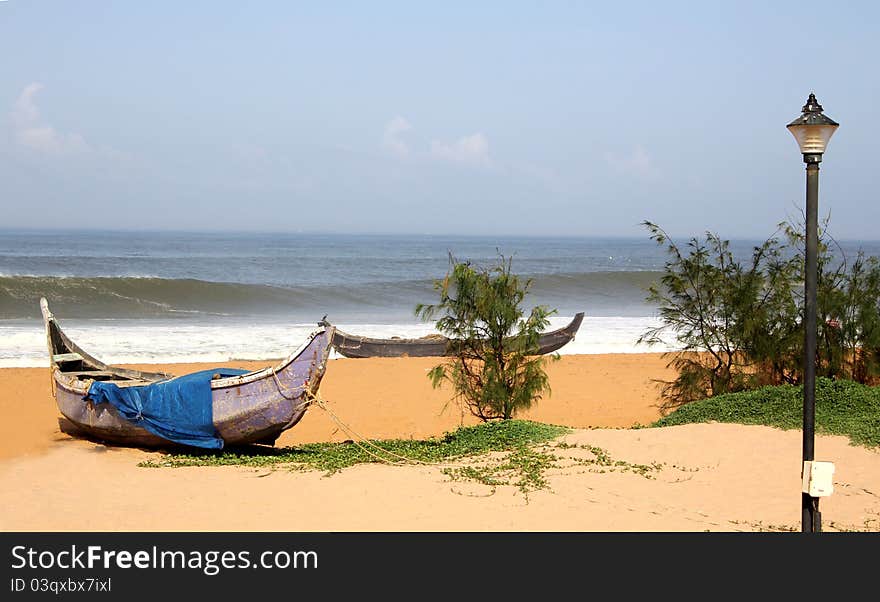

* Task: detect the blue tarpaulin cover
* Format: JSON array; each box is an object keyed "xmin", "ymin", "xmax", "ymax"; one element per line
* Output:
[{"xmin": 85, "ymin": 368, "xmax": 249, "ymax": 449}]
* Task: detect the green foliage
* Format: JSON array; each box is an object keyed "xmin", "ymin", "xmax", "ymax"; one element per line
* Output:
[
  {"xmin": 781, "ymin": 220, "xmax": 880, "ymax": 383},
  {"xmin": 139, "ymin": 419, "xmax": 569, "ymax": 472},
  {"xmin": 142, "ymin": 420, "xmax": 676, "ymax": 499},
  {"xmin": 651, "ymin": 377, "xmax": 880, "ymax": 448},
  {"xmin": 442, "ymin": 445, "xmax": 558, "ymax": 497},
  {"xmin": 415, "ymin": 253, "xmax": 557, "ymax": 421},
  {"xmin": 639, "ymin": 221, "xmax": 797, "ymax": 408},
  {"xmin": 641, "ymin": 219, "xmax": 880, "ymax": 410}
]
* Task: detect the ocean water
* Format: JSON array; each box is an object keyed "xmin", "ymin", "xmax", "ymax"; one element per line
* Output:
[{"xmin": 3, "ymin": 230, "xmax": 878, "ymax": 367}]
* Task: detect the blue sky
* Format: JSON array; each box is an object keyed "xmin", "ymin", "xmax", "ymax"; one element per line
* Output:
[{"xmin": 1, "ymin": 1, "xmax": 878, "ymax": 238}]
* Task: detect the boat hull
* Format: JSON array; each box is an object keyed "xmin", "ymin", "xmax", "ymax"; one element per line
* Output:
[
  {"xmin": 330, "ymin": 312, "xmax": 584, "ymax": 359},
  {"xmin": 40, "ymin": 297, "xmax": 333, "ymax": 448},
  {"xmin": 50, "ymin": 329, "xmax": 331, "ymax": 447}
]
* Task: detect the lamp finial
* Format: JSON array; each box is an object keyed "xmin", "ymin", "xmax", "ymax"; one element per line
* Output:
[{"xmin": 802, "ymin": 93, "xmax": 824, "ymax": 114}]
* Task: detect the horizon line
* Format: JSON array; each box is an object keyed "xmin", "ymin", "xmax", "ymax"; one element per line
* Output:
[{"xmin": 2, "ymin": 226, "xmax": 880, "ymax": 244}]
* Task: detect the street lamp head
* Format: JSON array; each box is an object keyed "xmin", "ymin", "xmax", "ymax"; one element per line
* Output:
[{"xmin": 787, "ymin": 93, "xmax": 839, "ymax": 159}]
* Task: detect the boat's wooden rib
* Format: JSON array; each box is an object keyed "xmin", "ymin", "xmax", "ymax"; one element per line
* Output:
[
  {"xmin": 324, "ymin": 312, "xmax": 585, "ymax": 358},
  {"xmin": 39, "ymin": 298, "xmax": 333, "ymax": 448}
]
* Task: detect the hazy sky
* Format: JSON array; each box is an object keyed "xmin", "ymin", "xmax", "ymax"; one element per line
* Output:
[{"xmin": 1, "ymin": 1, "xmax": 878, "ymax": 238}]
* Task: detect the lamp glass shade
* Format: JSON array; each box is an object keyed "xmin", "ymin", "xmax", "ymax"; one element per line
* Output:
[{"xmin": 787, "ymin": 122, "xmax": 839, "ymax": 155}]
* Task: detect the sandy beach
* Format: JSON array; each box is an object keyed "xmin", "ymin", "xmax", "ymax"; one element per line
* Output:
[{"xmin": 2, "ymin": 353, "xmax": 879, "ymax": 532}]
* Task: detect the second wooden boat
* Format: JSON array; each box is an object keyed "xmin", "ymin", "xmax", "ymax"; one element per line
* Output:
[{"xmin": 323, "ymin": 312, "xmax": 584, "ymax": 358}]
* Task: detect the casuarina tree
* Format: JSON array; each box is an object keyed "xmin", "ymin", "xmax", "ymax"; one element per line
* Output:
[{"xmin": 416, "ymin": 254, "xmax": 557, "ymax": 421}]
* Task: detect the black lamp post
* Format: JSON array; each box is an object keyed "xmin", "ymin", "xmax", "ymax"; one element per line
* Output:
[{"xmin": 786, "ymin": 93, "xmax": 839, "ymax": 533}]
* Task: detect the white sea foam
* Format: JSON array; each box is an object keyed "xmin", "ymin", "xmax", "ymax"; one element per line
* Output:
[{"xmin": 0, "ymin": 315, "xmax": 677, "ymax": 368}]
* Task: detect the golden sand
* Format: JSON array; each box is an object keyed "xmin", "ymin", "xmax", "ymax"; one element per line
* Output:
[{"xmin": 1, "ymin": 354, "xmax": 877, "ymax": 531}]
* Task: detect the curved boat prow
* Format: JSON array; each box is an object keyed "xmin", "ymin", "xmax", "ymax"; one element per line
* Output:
[
  {"xmin": 533, "ymin": 311, "xmax": 584, "ymax": 355},
  {"xmin": 40, "ymin": 297, "xmax": 52, "ymax": 322},
  {"xmin": 40, "ymin": 296, "xmax": 53, "ymax": 359},
  {"xmin": 568, "ymin": 312, "xmax": 585, "ymax": 337},
  {"xmin": 40, "ymin": 297, "xmax": 56, "ymax": 356}
]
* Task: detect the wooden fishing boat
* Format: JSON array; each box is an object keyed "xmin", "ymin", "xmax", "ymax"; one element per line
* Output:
[
  {"xmin": 40, "ymin": 298, "xmax": 333, "ymax": 448},
  {"xmin": 323, "ymin": 312, "xmax": 584, "ymax": 359}
]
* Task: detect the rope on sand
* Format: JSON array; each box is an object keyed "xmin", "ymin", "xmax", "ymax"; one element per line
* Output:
[
  {"xmin": 269, "ymin": 366, "xmax": 427, "ymax": 466},
  {"xmin": 304, "ymin": 390, "xmax": 431, "ymax": 466}
]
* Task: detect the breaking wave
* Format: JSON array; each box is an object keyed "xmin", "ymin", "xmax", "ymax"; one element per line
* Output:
[{"xmin": 0, "ymin": 271, "xmax": 663, "ymax": 319}]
